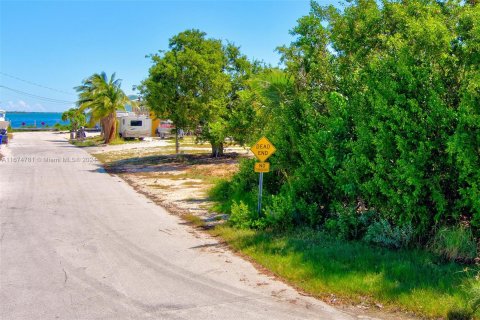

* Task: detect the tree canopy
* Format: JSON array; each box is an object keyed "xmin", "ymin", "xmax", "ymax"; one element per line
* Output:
[{"xmin": 141, "ymin": 29, "xmax": 258, "ymax": 155}]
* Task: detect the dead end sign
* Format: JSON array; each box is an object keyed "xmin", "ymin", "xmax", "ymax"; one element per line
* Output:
[{"xmin": 250, "ymin": 136, "xmax": 276, "ymax": 162}]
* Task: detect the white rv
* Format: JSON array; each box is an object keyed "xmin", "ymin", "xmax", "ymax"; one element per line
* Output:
[{"xmin": 117, "ymin": 113, "xmax": 152, "ymax": 139}]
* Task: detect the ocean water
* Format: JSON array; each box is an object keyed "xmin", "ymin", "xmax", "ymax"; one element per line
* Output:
[{"xmin": 5, "ymin": 112, "xmax": 69, "ymax": 128}]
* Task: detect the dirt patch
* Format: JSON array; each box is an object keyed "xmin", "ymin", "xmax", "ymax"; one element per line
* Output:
[{"xmin": 91, "ymin": 148, "xmax": 242, "ymax": 225}]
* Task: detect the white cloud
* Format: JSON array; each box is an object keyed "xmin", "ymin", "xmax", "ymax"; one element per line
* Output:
[
  {"xmin": 5, "ymin": 100, "xmax": 46, "ymax": 112},
  {"xmin": 2, "ymin": 100, "xmax": 71, "ymax": 112}
]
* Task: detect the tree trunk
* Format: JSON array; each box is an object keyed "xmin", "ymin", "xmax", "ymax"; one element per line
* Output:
[
  {"xmin": 211, "ymin": 142, "xmax": 224, "ymax": 158},
  {"xmin": 101, "ymin": 113, "xmax": 116, "ymax": 144},
  {"xmin": 175, "ymin": 130, "xmax": 179, "ymax": 154},
  {"xmin": 100, "ymin": 118, "xmax": 109, "ymax": 143}
]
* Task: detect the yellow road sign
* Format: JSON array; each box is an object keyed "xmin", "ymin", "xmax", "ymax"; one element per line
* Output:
[
  {"xmin": 254, "ymin": 162, "xmax": 270, "ymax": 173},
  {"xmin": 250, "ymin": 136, "xmax": 276, "ymax": 162}
]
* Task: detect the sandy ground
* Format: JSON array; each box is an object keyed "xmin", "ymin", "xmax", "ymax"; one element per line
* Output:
[{"xmin": 89, "ymin": 148, "xmax": 241, "ymax": 223}]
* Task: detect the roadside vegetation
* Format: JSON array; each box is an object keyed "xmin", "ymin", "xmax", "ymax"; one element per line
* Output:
[
  {"xmin": 70, "ymin": 135, "xmax": 143, "ymax": 147},
  {"xmin": 78, "ymin": 0, "xmax": 480, "ymax": 318},
  {"xmin": 70, "ymin": 135, "xmax": 104, "ymax": 147},
  {"xmin": 212, "ymin": 226, "xmax": 479, "ymax": 319},
  {"xmin": 205, "ymin": 1, "xmax": 480, "ymax": 318}
]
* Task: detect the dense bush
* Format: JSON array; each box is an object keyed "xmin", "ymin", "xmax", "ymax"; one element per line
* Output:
[{"xmin": 226, "ymin": 0, "xmax": 479, "ymax": 244}]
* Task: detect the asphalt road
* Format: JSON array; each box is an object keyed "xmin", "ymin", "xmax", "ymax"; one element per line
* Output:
[{"xmin": 0, "ymin": 132, "xmax": 361, "ymax": 320}]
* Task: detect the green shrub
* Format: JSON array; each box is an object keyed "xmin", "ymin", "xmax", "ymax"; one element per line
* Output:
[
  {"xmin": 229, "ymin": 200, "xmax": 254, "ymax": 229},
  {"xmin": 431, "ymin": 226, "xmax": 478, "ymax": 263},
  {"xmin": 324, "ymin": 208, "xmax": 359, "ymax": 240},
  {"xmin": 263, "ymin": 193, "xmax": 295, "ymax": 231},
  {"xmin": 209, "ymin": 159, "xmax": 259, "ymax": 214},
  {"xmin": 363, "ymin": 219, "xmax": 414, "ymax": 249},
  {"xmin": 53, "ymin": 123, "xmax": 71, "ymax": 131},
  {"xmin": 324, "ymin": 207, "xmax": 376, "ymax": 240}
]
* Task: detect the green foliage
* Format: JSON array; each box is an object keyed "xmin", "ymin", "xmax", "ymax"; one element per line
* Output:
[
  {"xmin": 208, "ymin": 158, "xmax": 259, "ymax": 214},
  {"xmin": 432, "ymin": 226, "xmax": 478, "ymax": 263},
  {"xmin": 221, "ymin": 0, "xmax": 480, "ymax": 249},
  {"xmin": 263, "ymin": 193, "xmax": 295, "ymax": 231},
  {"xmin": 229, "ymin": 200, "xmax": 254, "ymax": 229},
  {"xmin": 142, "ymin": 29, "xmax": 258, "ymax": 155},
  {"xmin": 76, "ymin": 72, "xmax": 131, "ymax": 120},
  {"xmin": 213, "ymin": 225, "xmax": 477, "ymax": 319},
  {"xmin": 61, "ymin": 107, "xmax": 86, "ymax": 132},
  {"xmin": 324, "ymin": 208, "xmax": 374, "ymax": 241},
  {"xmin": 363, "ymin": 219, "xmax": 414, "ymax": 250},
  {"xmin": 53, "ymin": 123, "xmax": 70, "ymax": 131},
  {"xmin": 469, "ymin": 275, "xmax": 480, "ymax": 315}
]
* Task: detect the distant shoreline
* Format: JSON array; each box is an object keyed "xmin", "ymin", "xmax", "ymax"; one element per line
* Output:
[
  {"xmin": 5, "ymin": 111, "xmax": 69, "ymax": 128},
  {"xmin": 6, "ymin": 111, "xmax": 64, "ymax": 114}
]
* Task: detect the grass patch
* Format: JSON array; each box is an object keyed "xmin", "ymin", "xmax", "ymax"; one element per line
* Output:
[
  {"xmin": 147, "ymin": 184, "xmax": 172, "ymax": 190},
  {"xmin": 71, "ymin": 136, "xmax": 104, "ymax": 147},
  {"xmin": 70, "ymin": 136, "xmax": 143, "ymax": 147},
  {"xmin": 180, "ymin": 180, "xmax": 203, "ymax": 187},
  {"xmin": 183, "ymin": 214, "xmax": 206, "ymax": 228},
  {"xmin": 108, "ymin": 137, "xmax": 126, "ymax": 145},
  {"xmin": 210, "ymin": 225, "xmax": 479, "ymax": 319}
]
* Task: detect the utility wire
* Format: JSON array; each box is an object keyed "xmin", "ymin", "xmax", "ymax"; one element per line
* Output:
[
  {"xmin": 0, "ymin": 72, "xmax": 75, "ymax": 96},
  {"xmin": 0, "ymin": 85, "xmax": 76, "ymax": 104}
]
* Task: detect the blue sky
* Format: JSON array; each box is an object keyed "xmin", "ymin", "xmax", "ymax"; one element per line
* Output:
[{"xmin": 0, "ymin": 0, "xmax": 335, "ymax": 112}]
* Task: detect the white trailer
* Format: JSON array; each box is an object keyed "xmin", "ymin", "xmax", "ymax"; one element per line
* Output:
[{"xmin": 117, "ymin": 113, "xmax": 152, "ymax": 139}]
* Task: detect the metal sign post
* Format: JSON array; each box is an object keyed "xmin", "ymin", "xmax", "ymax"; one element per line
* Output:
[
  {"xmin": 257, "ymin": 172, "xmax": 264, "ymax": 215},
  {"xmin": 250, "ymin": 136, "xmax": 276, "ymax": 217}
]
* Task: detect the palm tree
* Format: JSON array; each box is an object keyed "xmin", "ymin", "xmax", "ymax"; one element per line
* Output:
[
  {"xmin": 75, "ymin": 72, "xmax": 134, "ymax": 143},
  {"xmin": 61, "ymin": 107, "xmax": 86, "ymax": 139}
]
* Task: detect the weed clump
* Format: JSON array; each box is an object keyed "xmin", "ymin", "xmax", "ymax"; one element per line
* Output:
[{"xmin": 432, "ymin": 226, "xmax": 478, "ymax": 263}]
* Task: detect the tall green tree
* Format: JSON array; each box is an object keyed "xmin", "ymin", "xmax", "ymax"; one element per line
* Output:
[
  {"xmin": 141, "ymin": 29, "xmax": 229, "ymax": 155},
  {"xmin": 142, "ymin": 29, "xmax": 258, "ymax": 156},
  {"xmin": 75, "ymin": 72, "xmax": 133, "ymax": 144}
]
